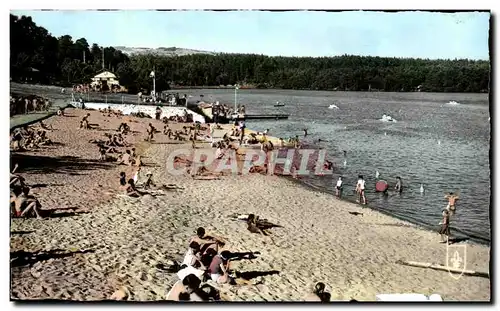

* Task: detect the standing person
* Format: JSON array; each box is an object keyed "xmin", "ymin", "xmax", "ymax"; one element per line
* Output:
[
  {"xmin": 439, "ymin": 209, "xmax": 451, "ymax": 243},
  {"xmin": 394, "ymin": 176, "xmax": 403, "ymax": 193},
  {"xmin": 294, "ymin": 135, "xmax": 300, "ymax": 149},
  {"xmin": 239, "ymin": 120, "xmax": 246, "ymax": 145},
  {"xmin": 335, "ymin": 176, "xmax": 343, "ymax": 199},
  {"xmin": 303, "ymin": 128, "xmax": 308, "ymax": 137},
  {"xmin": 355, "ymin": 175, "xmax": 367, "ymax": 205}
]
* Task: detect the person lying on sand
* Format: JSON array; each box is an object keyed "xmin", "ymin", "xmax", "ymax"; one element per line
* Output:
[
  {"xmin": 10, "ymin": 186, "xmax": 47, "ymax": 218},
  {"xmin": 39, "ymin": 121, "xmax": 52, "ymax": 131},
  {"xmin": 10, "ymin": 164, "xmax": 26, "ymax": 188},
  {"xmin": 190, "ymin": 227, "xmax": 226, "ymax": 256},
  {"xmin": 249, "ymin": 165, "xmax": 267, "ymax": 175},
  {"xmin": 117, "ymin": 150, "xmax": 135, "ymax": 166},
  {"xmin": 177, "ymin": 274, "xmax": 221, "ymax": 301},
  {"xmin": 174, "ymin": 156, "xmax": 193, "ymax": 167},
  {"xmin": 304, "ymin": 282, "xmax": 331, "ymax": 302},
  {"xmin": 191, "ymin": 166, "xmax": 224, "ymax": 179},
  {"xmin": 246, "ymin": 214, "xmax": 280, "ymax": 236}
]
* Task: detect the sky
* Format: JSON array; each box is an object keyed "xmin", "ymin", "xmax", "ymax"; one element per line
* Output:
[{"xmin": 11, "ymin": 10, "xmax": 490, "ymax": 60}]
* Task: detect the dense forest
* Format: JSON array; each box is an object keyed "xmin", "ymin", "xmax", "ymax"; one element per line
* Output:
[{"xmin": 10, "ymin": 13, "xmax": 490, "ymax": 93}]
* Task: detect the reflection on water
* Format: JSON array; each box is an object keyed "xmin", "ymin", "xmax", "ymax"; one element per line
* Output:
[{"xmin": 189, "ymin": 89, "xmax": 491, "ymax": 243}]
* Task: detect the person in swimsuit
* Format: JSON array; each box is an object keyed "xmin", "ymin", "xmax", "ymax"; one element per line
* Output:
[
  {"xmin": 444, "ymin": 192, "xmax": 459, "ymax": 216},
  {"xmin": 355, "ymin": 175, "xmax": 367, "ymax": 205},
  {"xmin": 178, "ymin": 274, "xmax": 206, "ymax": 301},
  {"xmin": 190, "ymin": 227, "xmax": 225, "ymax": 256},
  {"xmin": 304, "ymin": 282, "xmax": 331, "ymax": 302},
  {"xmin": 125, "ymin": 179, "xmax": 142, "ymax": 197},
  {"xmin": 335, "ymin": 176, "xmax": 343, "ymax": 199},
  {"xmin": 207, "ymin": 251, "xmax": 233, "ymax": 284},
  {"xmin": 394, "ymin": 177, "xmax": 403, "ymax": 193},
  {"xmin": 439, "ymin": 209, "xmax": 451, "ymax": 243}
]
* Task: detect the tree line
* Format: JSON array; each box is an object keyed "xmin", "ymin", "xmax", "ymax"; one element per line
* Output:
[{"xmin": 10, "ymin": 13, "xmax": 490, "ymax": 93}]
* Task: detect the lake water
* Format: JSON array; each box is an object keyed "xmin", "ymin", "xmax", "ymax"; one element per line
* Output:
[{"xmin": 187, "ymin": 89, "xmax": 491, "ymax": 244}]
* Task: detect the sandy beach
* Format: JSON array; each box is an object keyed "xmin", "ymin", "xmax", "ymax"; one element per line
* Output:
[{"xmin": 10, "ymin": 108, "xmax": 490, "ymax": 301}]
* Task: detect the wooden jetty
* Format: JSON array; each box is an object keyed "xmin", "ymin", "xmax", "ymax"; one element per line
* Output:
[{"xmin": 240, "ymin": 114, "xmax": 289, "ymax": 120}]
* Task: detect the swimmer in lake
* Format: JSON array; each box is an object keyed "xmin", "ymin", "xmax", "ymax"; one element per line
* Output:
[
  {"xmin": 444, "ymin": 192, "xmax": 459, "ymax": 216},
  {"xmin": 335, "ymin": 177, "xmax": 343, "ymax": 199},
  {"xmin": 395, "ymin": 177, "xmax": 403, "ymax": 194}
]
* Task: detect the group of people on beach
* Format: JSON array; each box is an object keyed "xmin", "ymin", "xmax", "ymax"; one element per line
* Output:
[{"xmin": 10, "ymin": 94, "xmax": 51, "ymax": 116}]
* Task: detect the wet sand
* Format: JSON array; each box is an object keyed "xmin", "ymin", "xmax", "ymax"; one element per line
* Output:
[{"xmin": 10, "ymin": 110, "xmax": 490, "ymax": 301}]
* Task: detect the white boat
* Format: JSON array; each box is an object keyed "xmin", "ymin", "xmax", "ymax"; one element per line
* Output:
[
  {"xmin": 328, "ymin": 104, "xmax": 339, "ymax": 109},
  {"xmin": 446, "ymin": 101, "xmax": 460, "ymax": 105},
  {"xmin": 380, "ymin": 114, "xmax": 397, "ymax": 122}
]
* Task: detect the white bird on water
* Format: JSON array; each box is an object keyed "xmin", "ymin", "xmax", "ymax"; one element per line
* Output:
[
  {"xmin": 375, "ymin": 170, "xmax": 380, "ymax": 179},
  {"xmin": 438, "ymin": 140, "xmax": 441, "ymax": 145},
  {"xmin": 384, "ymin": 132, "xmax": 387, "ymax": 136},
  {"xmin": 420, "ymin": 184, "xmax": 424, "ymax": 194},
  {"xmin": 343, "ymin": 160, "xmax": 347, "ymax": 167}
]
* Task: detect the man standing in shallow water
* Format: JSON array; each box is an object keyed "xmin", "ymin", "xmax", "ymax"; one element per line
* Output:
[{"xmin": 355, "ymin": 175, "xmax": 367, "ymax": 205}]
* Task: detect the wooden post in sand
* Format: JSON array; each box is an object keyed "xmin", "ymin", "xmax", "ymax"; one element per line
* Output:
[{"xmin": 396, "ymin": 260, "xmax": 489, "ymax": 279}]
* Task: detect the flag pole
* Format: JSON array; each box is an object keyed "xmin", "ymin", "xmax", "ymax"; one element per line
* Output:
[{"xmin": 153, "ymin": 67, "xmax": 156, "ymax": 100}]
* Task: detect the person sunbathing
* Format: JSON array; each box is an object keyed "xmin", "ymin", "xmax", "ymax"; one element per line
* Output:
[
  {"xmin": 118, "ymin": 122, "xmax": 130, "ymax": 135},
  {"xmin": 249, "ymin": 165, "xmax": 267, "ymax": 174},
  {"xmin": 10, "ymin": 186, "xmax": 47, "ymax": 218},
  {"xmin": 174, "ymin": 156, "xmax": 193, "ymax": 167},
  {"xmin": 113, "ymin": 134, "xmax": 127, "ymax": 147},
  {"xmin": 99, "ymin": 146, "xmax": 118, "ymax": 162},
  {"xmin": 117, "ymin": 150, "xmax": 133, "ymax": 166},
  {"xmin": 124, "ymin": 179, "xmax": 143, "ymax": 197},
  {"xmin": 189, "ymin": 227, "xmax": 225, "ymax": 256},
  {"xmin": 39, "ymin": 121, "xmax": 52, "ymax": 131},
  {"xmin": 304, "ymin": 282, "xmax": 331, "ymax": 302},
  {"xmin": 176, "ymin": 274, "xmax": 209, "ymax": 301},
  {"xmin": 10, "ymin": 164, "xmax": 26, "ymax": 188},
  {"xmin": 192, "ymin": 166, "xmax": 223, "ymax": 179}
]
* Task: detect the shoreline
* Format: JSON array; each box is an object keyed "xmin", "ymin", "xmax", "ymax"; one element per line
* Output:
[{"xmin": 285, "ymin": 176, "xmax": 491, "ymax": 246}]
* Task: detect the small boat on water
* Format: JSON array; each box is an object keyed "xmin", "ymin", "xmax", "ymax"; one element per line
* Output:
[
  {"xmin": 380, "ymin": 114, "xmax": 397, "ymax": 122},
  {"xmin": 447, "ymin": 101, "xmax": 460, "ymax": 105},
  {"xmin": 328, "ymin": 104, "xmax": 339, "ymax": 109},
  {"xmin": 274, "ymin": 101, "xmax": 285, "ymax": 107}
]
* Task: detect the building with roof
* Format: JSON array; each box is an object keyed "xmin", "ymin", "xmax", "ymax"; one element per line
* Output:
[{"xmin": 90, "ymin": 71, "xmax": 123, "ymax": 92}]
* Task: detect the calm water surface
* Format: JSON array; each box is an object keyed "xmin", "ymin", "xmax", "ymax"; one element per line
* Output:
[{"xmin": 186, "ymin": 89, "xmax": 491, "ymax": 243}]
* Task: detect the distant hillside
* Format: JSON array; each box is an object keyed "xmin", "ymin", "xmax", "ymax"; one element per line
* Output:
[{"xmin": 114, "ymin": 46, "xmax": 216, "ymax": 57}]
